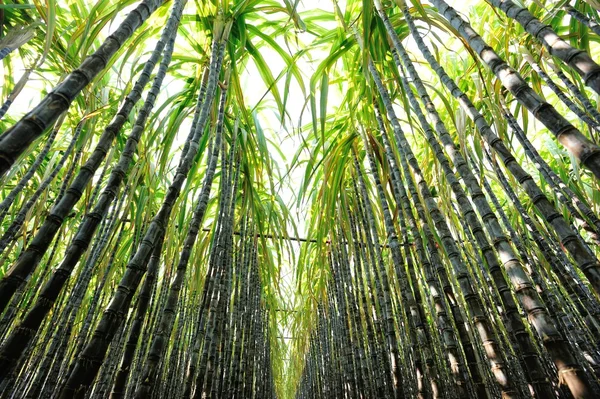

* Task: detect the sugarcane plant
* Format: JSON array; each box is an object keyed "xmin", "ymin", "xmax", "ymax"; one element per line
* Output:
[{"xmin": 1, "ymin": 0, "xmax": 600, "ymax": 398}]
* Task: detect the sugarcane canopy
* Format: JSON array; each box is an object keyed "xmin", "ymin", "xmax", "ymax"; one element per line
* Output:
[{"xmin": 1, "ymin": 0, "xmax": 600, "ymax": 398}]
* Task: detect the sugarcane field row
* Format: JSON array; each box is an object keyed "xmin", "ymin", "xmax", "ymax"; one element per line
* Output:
[{"xmin": 1, "ymin": 0, "xmax": 600, "ymax": 398}]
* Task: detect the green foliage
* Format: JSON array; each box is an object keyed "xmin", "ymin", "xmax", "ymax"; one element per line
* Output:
[{"xmin": 1, "ymin": 0, "xmax": 600, "ymax": 397}]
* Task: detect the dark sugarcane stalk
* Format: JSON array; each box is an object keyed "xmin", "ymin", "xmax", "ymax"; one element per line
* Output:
[
  {"xmin": 221, "ymin": 219, "xmax": 246, "ymax": 395},
  {"xmin": 241, "ymin": 248, "xmax": 260, "ymax": 399},
  {"xmin": 505, "ymin": 105, "xmax": 600, "ymax": 242},
  {"xmin": 58, "ymin": 21, "xmax": 229, "ymax": 398},
  {"xmin": 346, "ymin": 244, "xmax": 377, "ymax": 396},
  {"xmin": 307, "ymin": 333, "xmax": 320, "ymax": 396},
  {"xmin": 37, "ymin": 225, "xmax": 112, "ymax": 372},
  {"xmin": 2, "ymin": 226, "xmax": 69, "ymax": 390},
  {"xmin": 6, "ymin": 196, "xmax": 80, "ymax": 344},
  {"xmin": 447, "ymin": 193, "xmax": 533, "ymax": 395},
  {"xmin": 0, "ymin": 285, "xmax": 24, "ymax": 342},
  {"xmin": 374, "ymin": 104, "xmax": 473, "ymax": 399},
  {"xmin": 0, "ymin": 122, "xmax": 82, "ymax": 256},
  {"xmin": 0, "ymin": 1, "xmax": 183, "ymax": 312},
  {"xmin": 473, "ymin": 159, "xmax": 537, "ymax": 284},
  {"xmin": 353, "ymin": 176, "xmax": 398, "ymax": 399},
  {"xmin": 0, "ymin": 0, "xmax": 163, "ymax": 175},
  {"xmin": 124, "ymin": 247, "xmax": 173, "ymax": 397},
  {"xmin": 552, "ymin": 66, "xmax": 600, "ymax": 124},
  {"xmin": 367, "ymin": 49, "xmax": 513, "ymax": 396},
  {"xmin": 4, "ymin": 269, "xmax": 73, "ymax": 397},
  {"xmin": 206, "ymin": 149, "xmax": 240, "ymax": 398},
  {"xmin": 68, "ymin": 222, "xmax": 143, "ymax": 379},
  {"xmin": 350, "ymin": 178, "xmax": 396, "ymax": 399},
  {"xmin": 193, "ymin": 129, "xmax": 234, "ymax": 399},
  {"xmin": 38, "ymin": 244, "xmax": 124, "ymax": 398},
  {"xmin": 352, "ymin": 157, "xmax": 405, "ymax": 398},
  {"xmin": 319, "ymin": 299, "xmax": 335, "ymax": 397},
  {"xmin": 0, "ymin": 205, "xmax": 63, "ymax": 340},
  {"xmin": 385, "ymin": 127, "xmax": 484, "ymax": 399},
  {"xmin": 316, "ymin": 324, "xmax": 327, "ymax": 398},
  {"xmin": 489, "ymin": 0, "xmax": 600, "ymax": 95},
  {"xmin": 357, "ymin": 140, "xmax": 432, "ymax": 398},
  {"xmin": 524, "ymin": 53, "xmax": 600, "ymax": 139},
  {"xmin": 450, "ymin": 199, "xmax": 495, "ymax": 304},
  {"xmin": 234, "ymin": 239, "xmax": 259, "ymax": 398},
  {"xmin": 427, "ymin": 0, "xmax": 600, "ymax": 180},
  {"xmin": 94, "ymin": 311, "xmax": 131, "ymax": 399},
  {"xmin": 486, "ymin": 149, "xmax": 600, "ymax": 385},
  {"xmin": 354, "ymin": 175, "xmax": 399, "ymax": 399},
  {"xmin": 0, "ymin": 2, "xmax": 185, "ymax": 377},
  {"xmin": 543, "ymin": 220, "xmax": 600, "ymax": 312},
  {"xmin": 315, "ymin": 327, "xmax": 326, "ymax": 398},
  {"xmin": 480, "ymin": 156, "xmax": 597, "ymax": 382},
  {"xmin": 566, "ymin": 5, "xmax": 600, "ymax": 36},
  {"xmin": 347, "ymin": 208, "xmax": 384, "ymax": 397},
  {"xmin": 324, "ymin": 298, "xmax": 337, "ymax": 397},
  {"xmin": 378, "ymin": 120, "xmax": 446, "ymax": 398},
  {"xmin": 108, "ymin": 233, "xmax": 165, "ymax": 399},
  {"xmin": 170, "ymin": 75, "xmax": 219, "ymax": 399},
  {"xmin": 3, "ymin": 133, "xmax": 118, "ymax": 385},
  {"xmin": 385, "ymin": 18, "xmax": 590, "ymax": 393},
  {"xmin": 250, "ymin": 253, "xmax": 263, "ymax": 398},
  {"xmin": 177, "ymin": 300, "xmax": 197, "ymax": 397},
  {"xmin": 346, "ymin": 214, "xmax": 376, "ymax": 396},
  {"xmin": 400, "ymin": 220, "xmax": 443, "ymax": 399},
  {"xmin": 253, "ymin": 305, "xmax": 266, "ymax": 399},
  {"xmin": 155, "ymin": 287, "xmax": 182, "ymax": 398},
  {"xmin": 331, "ymin": 243, "xmax": 358, "ymax": 397},
  {"xmin": 26, "ymin": 191, "xmax": 128, "ymax": 399},
  {"xmin": 213, "ymin": 156, "xmax": 241, "ymax": 398},
  {"xmin": 333, "ymin": 279, "xmax": 358, "ymax": 397},
  {"xmin": 161, "ymin": 288, "xmax": 187, "ymax": 398},
  {"xmin": 264, "ymin": 315, "xmax": 276, "ymax": 399},
  {"xmin": 133, "ymin": 76, "xmax": 225, "ymax": 397},
  {"xmin": 0, "ymin": 114, "xmax": 63, "ymax": 223},
  {"xmin": 335, "ymin": 224, "xmax": 375, "ymax": 397},
  {"xmin": 136, "ymin": 70, "xmax": 220, "ymax": 398},
  {"xmin": 213, "ymin": 192, "xmax": 239, "ymax": 398},
  {"xmin": 217, "ymin": 250, "xmax": 236, "ymax": 396},
  {"xmin": 164, "ymin": 288, "xmax": 190, "ymax": 397},
  {"xmin": 126, "ymin": 241, "xmax": 174, "ymax": 394},
  {"xmin": 332, "ymin": 290, "xmax": 354, "ymax": 398},
  {"xmin": 485, "ymin": 147, "xmax": 600, "ymax": 321},
  {"xmin": 194, "ymin": 140, "xmax": 237, "ymax": 398},
  {"xmin": 485, "ymin": 148, "xmax": 600, "ymax": 342},
  {"xmin": 536, "ymin": 255, "xmax": 597, "ymax": 344},
  {"xmin": 329, "ymin": 248, "xmax": 359, "ymax": 398},
  {"xmin": 262, "ymin": 309, "xmax": 272, "ymax": 397},
  {"xmin": 54, "ymin": 219, "xmax": 133, "ymax": 395},
  {"xmin": 402, "ymin": 0, "xmax": 600, "ymax": 301},
  {"xmin": 225, "ymin": 222, "xmax": 252, "ymax": 397},
  {"xmin": 181, "ymin": 236, "xmax": 223, "ymax": 399}
]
